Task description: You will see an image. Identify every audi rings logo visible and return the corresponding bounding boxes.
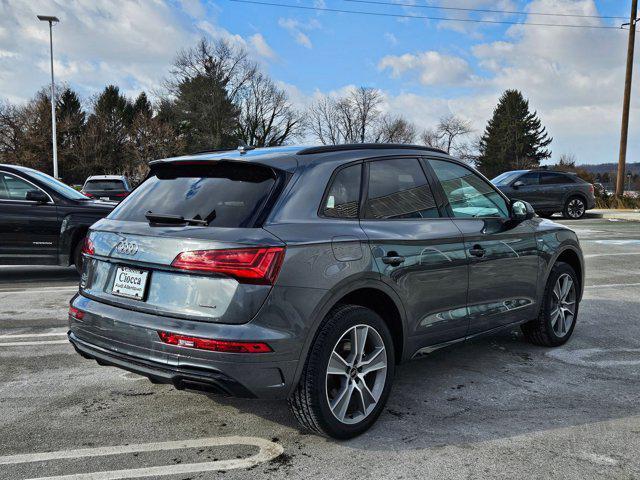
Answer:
[115,240,139,256]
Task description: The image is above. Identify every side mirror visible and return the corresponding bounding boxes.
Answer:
[511,200,535,222]
[25,190,49,203]
[512,180,525,189]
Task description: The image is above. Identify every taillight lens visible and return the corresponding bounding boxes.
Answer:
[83,192,93,198]
[114,192,129,197]
[69,305,84,320]
[589,184,595,194]
[171,247,285,285]
[81,237,95,255]
[157,331,272,353]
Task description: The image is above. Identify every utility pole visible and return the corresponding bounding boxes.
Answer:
[617,0,638,197]
[37,15,60,179]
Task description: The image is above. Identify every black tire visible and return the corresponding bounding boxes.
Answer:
[521,261,580,347]
[73,239,84,275]
[563,196,586,219]
[538,212,555,219]
[288,304,395,439]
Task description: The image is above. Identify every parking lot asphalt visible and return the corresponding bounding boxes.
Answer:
[1,217,639,479]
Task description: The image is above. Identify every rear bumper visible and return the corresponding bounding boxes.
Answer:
[69,332,255,397]
[68,293,304,399]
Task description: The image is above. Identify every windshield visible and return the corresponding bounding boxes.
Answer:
[109,162,279,228]
[26,168,88,200]
[85,180,125,191]
[491,171,523,186]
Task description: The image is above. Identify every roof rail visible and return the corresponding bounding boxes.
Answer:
[297,143,448,156]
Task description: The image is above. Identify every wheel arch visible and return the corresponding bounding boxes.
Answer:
[547,246,584,301]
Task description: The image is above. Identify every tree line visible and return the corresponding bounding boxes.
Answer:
[0,37,553,184]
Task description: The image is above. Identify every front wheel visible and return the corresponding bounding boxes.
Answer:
[289,305,395,439]
[563,196,586,219]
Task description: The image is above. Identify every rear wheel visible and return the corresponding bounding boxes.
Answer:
[289,305,395,439]
[521,261,579,347]
[73,239,84,275]
[563,196,586,219]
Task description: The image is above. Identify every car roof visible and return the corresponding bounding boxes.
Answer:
[150,144,452,173]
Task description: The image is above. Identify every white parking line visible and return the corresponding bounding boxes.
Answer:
[584,252,640,258]
[0,436,283,480]
[0,286,78,294]
[584,282,640,289]
[0,331,67,339]
[0,340,69,347]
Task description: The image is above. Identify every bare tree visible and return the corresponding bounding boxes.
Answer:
[420,114,474,158]
[376,115,417,143]
[236,73,303,146]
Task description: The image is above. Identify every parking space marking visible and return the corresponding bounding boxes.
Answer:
[0,331,67,339]
[0,340,69,347]
[584,252,640,258]
[0,286,78,294]
[0,436,283,480]
[584,282,640,289]
[546,348,640,368]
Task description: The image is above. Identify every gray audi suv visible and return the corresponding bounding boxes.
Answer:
[68,144,584,439]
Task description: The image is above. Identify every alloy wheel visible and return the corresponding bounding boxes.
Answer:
[325,324,387,425]
[567,198,585,219]
[551,273,576,337]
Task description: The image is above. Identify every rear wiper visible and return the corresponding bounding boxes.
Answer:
[145,211,211,226]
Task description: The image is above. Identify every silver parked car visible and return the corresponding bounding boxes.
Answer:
[69,144,584,438]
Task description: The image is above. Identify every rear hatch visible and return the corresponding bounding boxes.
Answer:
[83,179,129,201]
[80,160,287,325]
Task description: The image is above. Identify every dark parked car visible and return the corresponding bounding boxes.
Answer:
[0,164,115,273]
[492,169,595,219]
[68,145,584,439]
[81,175,131,202]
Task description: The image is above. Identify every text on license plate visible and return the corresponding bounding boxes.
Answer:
[112,266,149,300]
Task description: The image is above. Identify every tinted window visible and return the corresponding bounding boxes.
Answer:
[110,162,278,228]
[518,172,539,186]
[322,164,361,219]
[85,180,126,190]
[364,158,439,219]
[540,172,572,185]
[429,159,509,219]
[0,173,41,200]
[492,171,522,186]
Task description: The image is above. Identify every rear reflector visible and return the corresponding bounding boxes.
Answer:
[171,247,285,285]
[157,331,272,353]
[69,305,84,320]
[81,237,95,255]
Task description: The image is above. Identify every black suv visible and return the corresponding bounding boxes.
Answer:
[492,169,595,219]
[69,145,584,438]
[0,164,115,273]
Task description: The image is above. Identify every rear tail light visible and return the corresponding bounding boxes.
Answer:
[589,184,595,194]
[69,305,84,320]
[171,247,285,285]
[157,331,272,353]
[114,192,129,197]
[83,192,93,198]
[81,237,95,256]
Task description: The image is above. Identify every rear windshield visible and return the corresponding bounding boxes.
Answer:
[85,180,125,190]
[109,162,279,228]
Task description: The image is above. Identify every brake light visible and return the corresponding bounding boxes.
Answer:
[171,247,285,285]
[589,184,595,194]
[83,192,93,198]
[157,331,272,353]
[69,305,84,320]
[114,192,129,197]
[81,237,95,255]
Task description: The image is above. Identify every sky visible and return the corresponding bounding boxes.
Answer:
[0,0,636,165]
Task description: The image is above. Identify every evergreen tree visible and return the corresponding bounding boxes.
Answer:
[56,88,86,182]
[132,92,153,119]
[476,90,552,178]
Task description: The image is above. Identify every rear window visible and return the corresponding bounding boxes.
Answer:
[109,162,279,228]
[85,180,125,190]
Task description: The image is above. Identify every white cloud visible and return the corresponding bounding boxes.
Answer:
[278,18,321,49]
[378,51,472,86]
[249,33,276,59]
[384,32,398,45]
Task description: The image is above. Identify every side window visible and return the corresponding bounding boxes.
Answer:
[322,163,362,219]
[0,173,38,200]
[364,158,439,219]
[540,172,569,185]
[429,159,509,219]
[518,172,539,186]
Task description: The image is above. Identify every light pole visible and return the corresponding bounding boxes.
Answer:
[37,15,60,179]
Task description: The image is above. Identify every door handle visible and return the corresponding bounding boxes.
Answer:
[469,244,485,258]
[382,252,405,266]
